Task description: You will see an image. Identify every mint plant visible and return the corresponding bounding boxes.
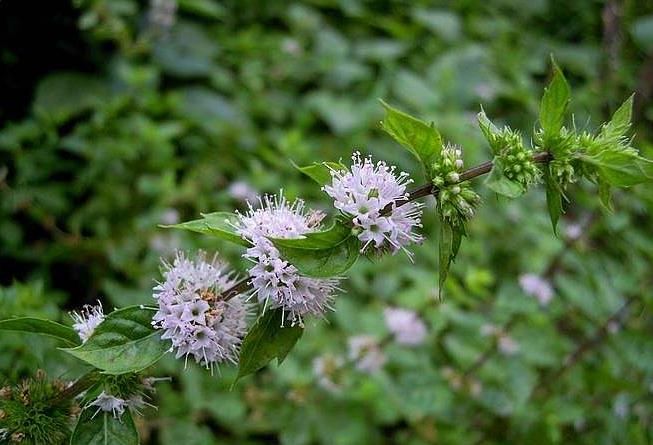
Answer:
[1,61,651,445]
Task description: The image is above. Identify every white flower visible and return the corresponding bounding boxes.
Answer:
[70,302,105,343]
[89,391,127,418]
[152,252,250,371]
[312,354,344,393]
[383,307,427,346]
[519,273,554,306]
[347,335,386,374]
[235,193,340,326]
[323,152,423,257]
[565,223,583,240]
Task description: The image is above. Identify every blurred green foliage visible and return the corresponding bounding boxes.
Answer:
[1,0,653,443]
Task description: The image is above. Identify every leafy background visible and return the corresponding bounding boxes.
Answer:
[1,0,653,443]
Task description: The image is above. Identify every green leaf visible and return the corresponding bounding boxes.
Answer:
[295,161,347,186]
[484,159,524,198]
[544,168,564,236]
[236,308,304,381]
[438,218,464,297]
[70,407,139,445]
[272,234,360,278]
[539,60,570,139]
[0,317,79,346]
[33,73,109,124]
[601,94,634,139]
[61,306,170,375]
[477,109,500,153]
[580,151,653,187]
[380,100,443,176]
[598,179,613,211]
[270,222,351,250]
[162,211,249,247]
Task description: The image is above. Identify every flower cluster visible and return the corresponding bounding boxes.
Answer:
[236,194,340,325]
[323,152,423,257]
[312,354,345,393]
[0,371,75,445]
[480,323,520,355]
[87,375,167,419]
[347,335,386,374]
[383,307,427,346]
[519,273,554,306]
[152,252,250,370]
[432,145,480,225]
[70,302,105,343]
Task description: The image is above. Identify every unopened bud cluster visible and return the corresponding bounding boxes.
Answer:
[536,128,577,186]
[494,129,541,187]
[431,145,480,224]
[0,370,76,445]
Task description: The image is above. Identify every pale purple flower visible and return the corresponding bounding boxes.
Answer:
[89,391,127,418]
[148,0,177,31]
[519,273,554,306]
[347,335,386,374]
[480,323,498,337]
[235,193,340,326]
[613,394,630,419]
[161,208,180,225]
[312,354,344,393]
[70,302,105,343]
[228,180,258,204]
[497,334,520,355]
[152,252,250,371]
[383,307,427,346]
[323,152,423,258]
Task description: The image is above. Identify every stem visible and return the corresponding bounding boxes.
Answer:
[220,277,251,301]
[49,371,100,405]
[542,297,636,388]
[381,151,552,215]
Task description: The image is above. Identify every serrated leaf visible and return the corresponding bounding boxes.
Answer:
[539,60,570,139]
[70,407,138,445]
[295,161,347,186]
[236,308,304,381]
[438,218,463,298]
[270,222,351,250]
[0,317,79,346]
[162,211,249,247]
[61,306,170,375]
[484,159,524,198]
[544,168,564,236]
[601,94,634,139]
[477,109,500,153]
[272,234,360,278]
[580,151,653,187]
[380,100,443,177]
[598,179,613,211]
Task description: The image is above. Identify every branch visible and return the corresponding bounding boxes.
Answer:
[220,277,251,301]
[382,151,552,215]
[48,371,100,405]
[220,152,553,299]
